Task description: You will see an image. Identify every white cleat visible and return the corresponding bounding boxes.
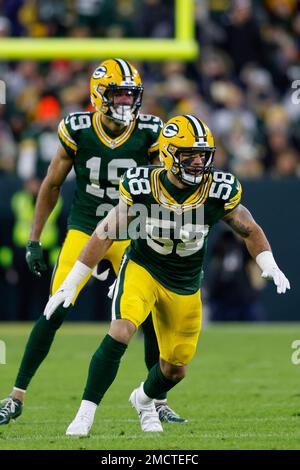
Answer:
[129,386,163,432]
[66,414,93,436]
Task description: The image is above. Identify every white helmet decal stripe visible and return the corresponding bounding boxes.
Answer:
[185,114,207,144]
[115,58,132,83]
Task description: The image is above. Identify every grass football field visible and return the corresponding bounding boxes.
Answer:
[0,322,300,450]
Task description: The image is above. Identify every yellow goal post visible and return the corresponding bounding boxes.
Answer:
[0,0,198,61]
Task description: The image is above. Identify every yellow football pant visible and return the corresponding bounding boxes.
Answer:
[51,229,129,303]
[111,254,202,366]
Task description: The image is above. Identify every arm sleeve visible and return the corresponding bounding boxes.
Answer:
[218,176,242,220]
[119,172,134,207]
[147,117,164,162]
[224,177,242,213]
[57,116,78,158]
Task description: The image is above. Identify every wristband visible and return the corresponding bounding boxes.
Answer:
[64,261,91,286]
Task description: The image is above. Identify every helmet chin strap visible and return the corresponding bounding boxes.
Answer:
[175,152,214,186]
[109,105,134,126]
[180,170,203,186]
[171,161,203,186]
[171,167,200,186]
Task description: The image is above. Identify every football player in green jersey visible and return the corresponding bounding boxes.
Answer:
[0,59,185,426]
[43,114,290,435]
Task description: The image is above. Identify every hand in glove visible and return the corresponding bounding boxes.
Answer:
[43,260,92,320]
[43,284,77,320]
[256,251,290,294]
[26,241,47,277]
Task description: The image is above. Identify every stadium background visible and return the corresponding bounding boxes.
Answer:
[0,0,299,323]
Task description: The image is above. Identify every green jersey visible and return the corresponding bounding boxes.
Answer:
[120,167,242,295]
[58,111,163,234]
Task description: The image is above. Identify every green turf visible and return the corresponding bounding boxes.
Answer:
[0,322,300,450]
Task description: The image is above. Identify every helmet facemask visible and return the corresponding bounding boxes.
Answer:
[172,147,215,186]
[101,84,143,126]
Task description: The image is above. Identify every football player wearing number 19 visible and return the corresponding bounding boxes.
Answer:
[0,59,185,425]
[43,115,290,435]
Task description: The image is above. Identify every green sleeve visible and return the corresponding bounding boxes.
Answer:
[57,114,78,158]
[220,175,242,218]
[208,172,243,223]
[119,171,134,206]
[147,116,163,162]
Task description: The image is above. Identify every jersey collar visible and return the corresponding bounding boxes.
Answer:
[151,169,212,213]
[92,112,136,149]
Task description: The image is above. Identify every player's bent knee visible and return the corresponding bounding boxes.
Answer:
[108,319,136,344]
[172,342,197,366]
[160,342,197,368]
[160,359,187,382]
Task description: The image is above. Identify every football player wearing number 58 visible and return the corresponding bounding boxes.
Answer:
[44,115,290,435]
[0,60,185,425]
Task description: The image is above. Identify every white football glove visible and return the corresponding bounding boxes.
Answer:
[256,251,290,294]
[261,267,290,294]
[44,284,77,320]
[43,260,92,320]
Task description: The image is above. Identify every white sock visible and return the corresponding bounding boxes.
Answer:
[76,400,97,419]
[137,383,152,406]
[154,399,167,405]
[13,387,26,394]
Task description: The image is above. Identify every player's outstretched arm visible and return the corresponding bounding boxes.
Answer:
[43,201,131,319]
[26,144,73,277]
[223,204,290,294]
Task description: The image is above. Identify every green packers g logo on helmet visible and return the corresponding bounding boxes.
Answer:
[92,66,107,79]
[162,123,179,138]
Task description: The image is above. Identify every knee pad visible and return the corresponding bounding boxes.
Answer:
[168,343,196,366]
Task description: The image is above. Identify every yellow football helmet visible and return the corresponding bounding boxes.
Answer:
[159,114,216,186]
[90,58,143,125]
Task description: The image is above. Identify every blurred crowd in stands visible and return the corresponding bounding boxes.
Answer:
[0,0,299,321]
[0,0,299,181]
